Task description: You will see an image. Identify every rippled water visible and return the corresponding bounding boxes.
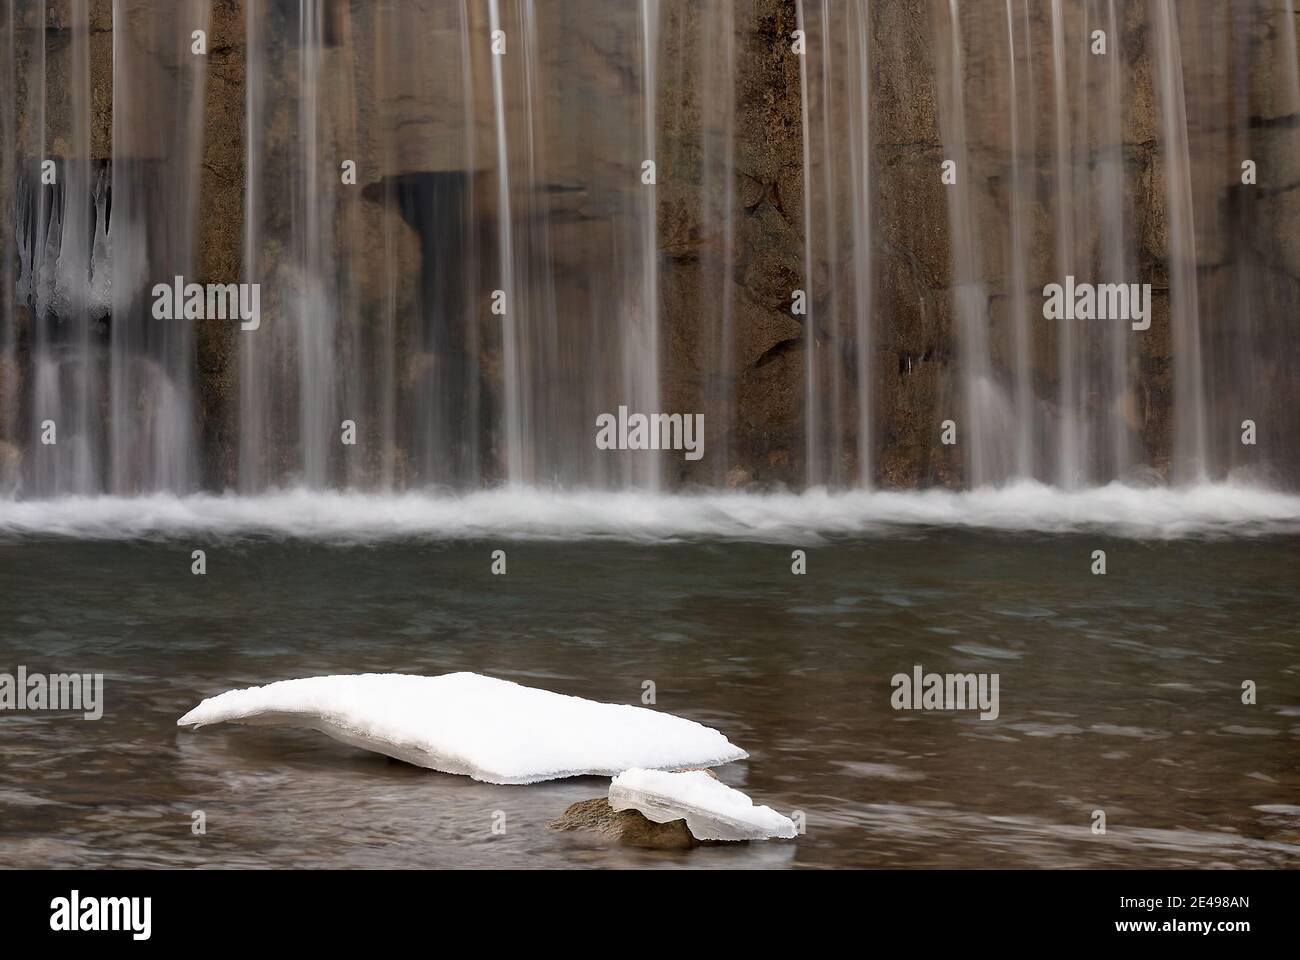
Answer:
[1,508,1298,868]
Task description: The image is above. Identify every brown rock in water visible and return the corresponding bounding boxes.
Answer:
[548,769,722,850]
[549,798,700,850]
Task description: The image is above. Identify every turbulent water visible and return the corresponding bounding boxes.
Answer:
[1,482,1299,542]
[1,530,1297,868]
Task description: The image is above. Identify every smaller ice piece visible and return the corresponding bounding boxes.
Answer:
[177,672,747,784]
[609,768,797,841]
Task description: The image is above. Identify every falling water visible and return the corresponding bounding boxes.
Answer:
[457,0,483,487]
[1152,0,1208,483]
[936,0,1004,487]
[107,0,207,493]
[332,3,364,491]
[236,0,671,491]
[797,0,876,488]
[846,0,872,487]
[24,0,48,494]
[63,0,93,494]
[1004,0,1033,479]
[795,0,818,486]
[1098,0,1132,478]
[24,0,51,493]
[815,0,842,488]
[239,0,264,493]
[0,1,1297,500]
[632,0,662,490]
[699,0,737,485]
[0,0,13,467]
[1074,0,1095,480]
[517,1,559,485]
[1050,0,1080,488]
[488,0,523,483]
[294,2,334,487]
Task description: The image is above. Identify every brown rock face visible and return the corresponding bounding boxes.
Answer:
[656,0,809,487]
[0,438,21,494]
[195,0,246,490]
[658,0,1300,488]
[5,0,1297,491]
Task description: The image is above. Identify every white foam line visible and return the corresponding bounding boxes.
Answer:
[0,481,1298,542]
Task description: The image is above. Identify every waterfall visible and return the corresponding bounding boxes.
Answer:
[0,0,13,470]
[239,0,265,493]
[488,0,523,483]
[1098,0,1132,479]
[1004,0,1033,479]
[24,0,50,493]
[0,0,1297,500]
[59,0,93,494]
[936,0,1006,487]
[518,0,558,485]
[632,0,662,490]
[797,0,875,488]
[108,0,207,493]
[699,0,737,486]
[1152,0,1208,484]
[294,1,335,487]
[457,0,483,488]
[847,0,872,488]
[816,0,843,488]
[1049,0,1081,488]
[795,0,818,486]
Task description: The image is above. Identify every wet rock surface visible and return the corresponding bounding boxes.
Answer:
[548,797,702,850]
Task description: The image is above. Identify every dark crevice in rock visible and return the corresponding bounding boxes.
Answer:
[754,336,800,369]
[1247,112,1300,130]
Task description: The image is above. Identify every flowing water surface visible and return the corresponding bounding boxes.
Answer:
[1,494,1297,869]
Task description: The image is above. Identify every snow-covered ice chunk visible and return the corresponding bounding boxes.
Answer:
[177,672,747,784]
[608,768,797,841]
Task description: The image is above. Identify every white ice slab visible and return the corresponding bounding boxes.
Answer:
[177,672,747,784]
[608,768,797,841]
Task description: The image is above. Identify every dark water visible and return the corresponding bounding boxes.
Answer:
[1,531,1298,868]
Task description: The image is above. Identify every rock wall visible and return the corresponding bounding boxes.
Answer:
[657,0,1300,488]
[195,0,245,488]
[4,0,1299,491]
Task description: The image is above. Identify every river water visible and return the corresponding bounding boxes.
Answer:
[1,487,1297,868]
